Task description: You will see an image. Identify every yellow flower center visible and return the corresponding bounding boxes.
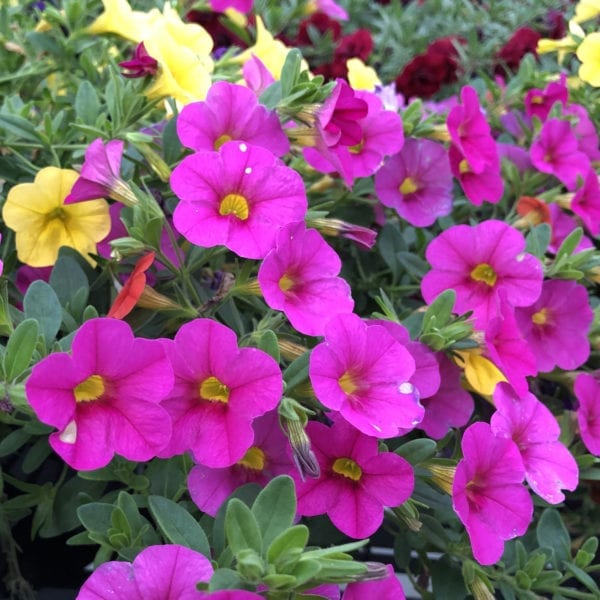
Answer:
[278,274,295,292]
[46,207,68,222]
[470,263,498,286]
[532,308,549,326]
[530,94,544,104]
[332,457,362,481]
[214,133,232,150]
[237,446,266,471]
[348,139,364,154]
[74,374,106,403]
[199,376,230,403]
[399,176,419,195]
[219,193,249,220]
[338,371,358,395]
[458,159,471,174]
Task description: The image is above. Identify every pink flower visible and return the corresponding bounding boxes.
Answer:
[491,382,578,504]
[242,55,275,96]
[452,422,533,565]
[309,313,423,437]
[421,220,543,328]
[25,318,173,471]
[514,279,593,373]
[257,221,354,336]
[188,411,293,516]
[565,103,600,162]
[571,169,600,236]
[158,319,282,467]
[447,86,498,173]
[530,119,591,191]
[210,0,253,12]
[77,544,213,599]
[317,0,348,20]
[548,203,594,254]
[342,565,406,600]
[374,138,453,227]
[574,373,600,456]
[177,81,289,156]
[294,417,414,538]
[119,42,159,78]
[65,138,137,207]
[171,141,307,259]
[524,74,568,121]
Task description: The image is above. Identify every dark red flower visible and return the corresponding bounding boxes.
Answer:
[321,29,374,80]
[119,42,158,78]
[296,12,342,45]
[495,27,541,74]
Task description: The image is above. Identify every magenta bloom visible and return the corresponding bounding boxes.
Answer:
[343,565,406,600]
[374,138,453,227]
[565,103,600,162]
[119,42,158,78]
[171,141,307,259]
[177,81,289,156]
[574,373,600,456]
[65,138,137,207]
[571,169,600,236]
[26,318,173,471]
[421,220,543,328]
[158,319,282,467]
[452,422,533,565]
[294,417,414,538]
[210,0,253,11]
[514,279,593,373]
[242,56,275,96]
[548,203,594,254]
[309,313,423,437]
[418,355,474,440]
[188,411,293,516]
[449,144,504,206]
[491,383,578,504]
[258,221,354,336]
[530,119,591,190]
[447,86,498,173]
[77,544,212,599]
[524,75,568,121]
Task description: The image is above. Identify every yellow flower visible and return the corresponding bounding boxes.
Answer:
[574,0,600,23]
[347,58,381,91]
[454,349,506,397]
[3,167,110,267]
[86,0,151,42]
[577,32,600,86]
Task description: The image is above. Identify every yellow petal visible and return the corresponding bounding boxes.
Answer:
[454,350,506,397]
[86,0,150,42]
[347,58,381,91]
[574,0,600,23]
[577,33,600,86]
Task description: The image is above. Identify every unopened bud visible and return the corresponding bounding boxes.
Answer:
[424,461,456,495]
[136,286,180,311]
[284,417,320,480]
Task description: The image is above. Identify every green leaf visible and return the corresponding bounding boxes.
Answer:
[378,222,406,279]
[77,502,114,534]
[208,568,243,591]
[3,318,39,381]
[257,329,280,362]
[148,495,210,557]
[422,289,456,333]
[525,223,551,259]
[267,524,309,564]
[283,351,311,390]
[225,498,262,555]
[0,429,31,457]
[565,562,600,593]
[0,113,43,143]
[50,255,89,307]
[285,558,321,585]
[395,438,437,465]
[261,573,297,589]
[22,437,51,474]
[23,280,62,345]
[252,475,296,550]
[74,81,101,126]
[280,48,302,97]
[555,227,583,261]
[536,508,570,568]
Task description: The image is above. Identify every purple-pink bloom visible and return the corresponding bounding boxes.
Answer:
[548,203,594,254]
[294,417,415,538]
[574,373,600,456]
[65,138,137,207]
[177,81,289,156]
[188,411,293,516]
[309,313,423,437]
[77,544,212,600]
[514,279,593,373]
[119,42,158,78]
[571,169,600,236]
[316,0,348,20]
[491,382,578,504]
[171,141,307,259]
[452,422,533,565]
[374,138,453,227]
[343,565,405,600]
[565,103,600,162]
[25,318,173,471]
[421,220,543,328]
[530,118,591,191]
[447,85,498,173]
[524,74,568,121]
[242,55,275,96]
[158,319,282,467]
[210,0,253,12]
[258,221,354,336]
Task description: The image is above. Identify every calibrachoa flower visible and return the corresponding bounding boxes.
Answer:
[107,252,156,319]
[514,279,593,373]
[375,138,453,227]
[574,373,600,456]
[210,0,253,13]
[25,318,173,470]
[3,167,110,267]
[77,544,213,599]
[452,422,533,565]
[309,313,423,437]
[524,74,568,121]
[343,564,406,599]
[530,118,590,191]
[257,221,354,336]
[65,138,138,207]
[119,42,159,78]
[188,411,293,516]
[576,32,600,86]
[294,417,414,538]
[495,27,541,74]
[571,169,600,236]
[177,81,290,156]
[171,141,307,259]
[421,220,543,328]
[158,319,282,467]
[548,203,594,254]
[491,383,578,504]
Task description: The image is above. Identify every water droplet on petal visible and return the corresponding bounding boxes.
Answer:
[239,143,248,152]
[371,423,382,432]
[59,420,77,444]
[244,167,252,174]
[399,382,414,394]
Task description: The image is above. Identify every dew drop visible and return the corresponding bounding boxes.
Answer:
[239,143,248,152]
[244,167,252,174]
[371,423,382,432]
[398,382,414,395]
